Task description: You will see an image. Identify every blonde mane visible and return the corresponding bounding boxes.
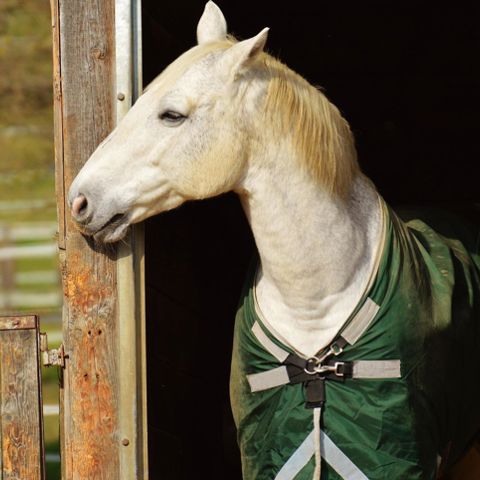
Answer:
[147,39,359,197]
[260,54,359,197]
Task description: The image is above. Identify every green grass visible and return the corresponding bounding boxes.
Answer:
[45,443,61,480]
[16,284,59,294]
[43,340,61,479]
[15,255,57,272]
[42,339,61,480]
[0,0,55,210]
[0,0,52,126]
[0,208,57,223]
[0,135,53,172]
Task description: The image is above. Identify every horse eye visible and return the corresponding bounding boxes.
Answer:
[159,110,187,125]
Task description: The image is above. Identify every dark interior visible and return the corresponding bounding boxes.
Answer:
[142,2,479,478]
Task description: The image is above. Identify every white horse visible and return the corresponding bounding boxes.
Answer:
[69,3,480,479]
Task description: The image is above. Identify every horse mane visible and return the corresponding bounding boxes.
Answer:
[147,38,359,197]
[260,55,359,197]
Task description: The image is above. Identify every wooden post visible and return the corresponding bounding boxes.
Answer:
[51,1,121,478]
[50,0,147,478]
[0,315,45,480]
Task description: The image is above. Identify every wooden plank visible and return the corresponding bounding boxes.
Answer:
[0,315,37,331]
[51,0,121,478]
[0,316,45,479]
[50,0,65,250]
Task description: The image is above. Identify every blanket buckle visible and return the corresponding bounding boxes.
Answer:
[304,358,346,377]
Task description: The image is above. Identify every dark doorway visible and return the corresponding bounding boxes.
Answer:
[142,2,479,478]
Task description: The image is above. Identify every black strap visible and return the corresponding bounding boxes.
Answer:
[305,379,326,409]
[282,337,352,409]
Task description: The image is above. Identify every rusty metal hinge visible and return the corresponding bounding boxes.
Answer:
[40,332,66,368]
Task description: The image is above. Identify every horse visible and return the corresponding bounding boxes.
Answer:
[68,2,480,479]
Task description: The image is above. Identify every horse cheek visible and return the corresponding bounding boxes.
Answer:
[180,139,245,199]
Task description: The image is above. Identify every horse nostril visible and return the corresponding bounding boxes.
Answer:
[71,194,89,221]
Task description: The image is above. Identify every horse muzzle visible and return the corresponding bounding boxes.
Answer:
[68,189,130,243]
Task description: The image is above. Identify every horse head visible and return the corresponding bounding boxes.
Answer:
[68,2,269,242]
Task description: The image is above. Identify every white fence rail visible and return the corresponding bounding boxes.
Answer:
[0,243,57,260]
[0,200,56,212]
[0,220,60,310]
[15,271,58,284]
[0,224,57,241]
[0,292,62,309]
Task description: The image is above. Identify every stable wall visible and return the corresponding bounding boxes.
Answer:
[142,2,479,479]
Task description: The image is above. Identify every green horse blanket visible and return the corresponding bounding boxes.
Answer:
[230,202,480,479]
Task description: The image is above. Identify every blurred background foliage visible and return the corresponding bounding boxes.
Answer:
[0,0,55,205]
[0,1,60,478]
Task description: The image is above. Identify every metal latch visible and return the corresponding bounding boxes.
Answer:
[40,332,66,368]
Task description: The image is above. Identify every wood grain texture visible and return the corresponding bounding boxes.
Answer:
[0,319,45,479]
[52,0,121,478]
[0,315,37,331]
[50,0,65,250]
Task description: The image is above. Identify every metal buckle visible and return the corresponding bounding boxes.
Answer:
[332,362,345,377]
[303,339,346,376]
[317,362,345,376]
[304,358,345,377]
[330,343,344,356]
[315,342,344,365]
[304,356,322,375]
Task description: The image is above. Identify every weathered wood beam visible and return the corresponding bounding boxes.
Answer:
[0,315,45,480]
[51,0,121,478]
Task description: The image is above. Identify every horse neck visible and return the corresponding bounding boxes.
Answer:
[237,146,383,357]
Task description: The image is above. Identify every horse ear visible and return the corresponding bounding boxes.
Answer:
[222,28,269,77]
[197,2,227,44]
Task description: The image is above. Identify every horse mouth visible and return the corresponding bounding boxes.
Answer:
[92,213,129,243]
